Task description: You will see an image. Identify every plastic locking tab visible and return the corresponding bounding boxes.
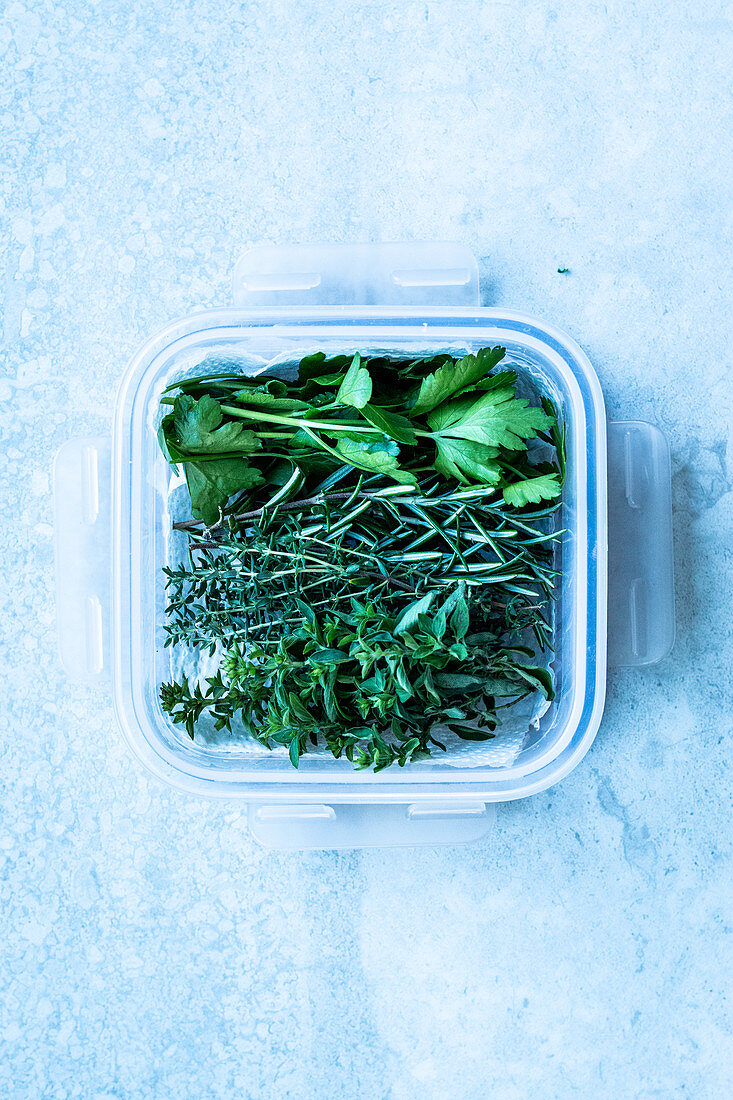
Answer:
[232,241,480,308]
[248,800,496,850]
[607,420,675,666]
[54,436,112,680]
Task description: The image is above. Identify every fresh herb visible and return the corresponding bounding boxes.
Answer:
[158,347,565,769]
[158,348,555,522]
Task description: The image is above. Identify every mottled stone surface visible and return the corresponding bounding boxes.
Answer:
[1,1,731,1097]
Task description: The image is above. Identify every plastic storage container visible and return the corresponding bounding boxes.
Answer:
[55,243,674,848]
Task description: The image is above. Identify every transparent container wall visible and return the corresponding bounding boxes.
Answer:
[116,319,593,792]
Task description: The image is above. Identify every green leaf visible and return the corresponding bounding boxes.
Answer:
[236,376,289,395]
[447,724,496,741]
[288,692,312,722]
[410,347,506,415]
[335,437,417,486]
[163,371,248,395]
[428,386,553,451]
[336,353,372,409]
[172,394,261,454]
[542,396,566,484]
[306,371,353,387]
[296,351,353,382]
[396,663,413,697]
[502,472,562,508]
[405,353,454,374]
[468,370,518,395]
[394,593,436,634]
[450,598,470,640]
[259,466,304,510]
[432,611,447,640]
[308,648,351,664]
[437,585,466,619]
[348,727,376,742]
[288,738,301,768]
[433,672,485,690]
[331,429,398,448]
[271,730,294,745]
[323,675,338,721]
[157,414,181,470]
[185,460,264,525]
[233,389,309,412]
[433,437,501,484]
[477,675,524,696]
[513,664,555,700]
[361,403,417,445]
[295,598,317,628]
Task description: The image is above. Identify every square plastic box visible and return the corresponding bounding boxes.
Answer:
[55,243,674,848]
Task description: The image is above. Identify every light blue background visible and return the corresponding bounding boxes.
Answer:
[2,2,732,1097]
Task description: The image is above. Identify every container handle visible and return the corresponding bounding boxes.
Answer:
[54,436,112,681]
[232,241,480,308]
[248,800,496,850]
[607,421,675,666]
